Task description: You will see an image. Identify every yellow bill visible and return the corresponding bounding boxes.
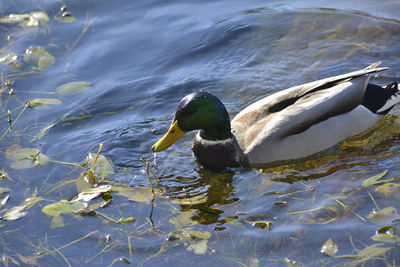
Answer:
[152,120,186,152]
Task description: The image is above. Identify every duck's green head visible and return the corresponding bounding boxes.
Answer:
[152,91,232,152]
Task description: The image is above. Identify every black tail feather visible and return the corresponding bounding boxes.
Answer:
[363,82,399,114]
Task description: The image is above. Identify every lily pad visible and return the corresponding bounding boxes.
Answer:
[6,146,39,161]
[56,81,92,95]
[27,98,62,109]
[169,210,198,229]
[371,233,400,243]
[114,186,165,204]
[320,238,338,257]
[0,53,18,65]
[24,46,55,70]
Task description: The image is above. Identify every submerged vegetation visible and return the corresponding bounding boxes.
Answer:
[1,1,400,267]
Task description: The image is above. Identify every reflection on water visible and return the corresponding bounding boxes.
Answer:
[1,0,400,266]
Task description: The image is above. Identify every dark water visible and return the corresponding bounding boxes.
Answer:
[1,0,400,266]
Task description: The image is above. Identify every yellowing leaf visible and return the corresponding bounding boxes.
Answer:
[56,81,92,95]
[320,238,338,257]
[28,98,61,108]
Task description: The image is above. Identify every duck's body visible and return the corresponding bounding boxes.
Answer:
[152,63,400,170]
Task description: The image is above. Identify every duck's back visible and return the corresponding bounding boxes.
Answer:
[231,65,387,166]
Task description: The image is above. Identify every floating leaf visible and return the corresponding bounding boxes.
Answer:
[86,152,114,179]
[0,170,10,180]
[186,239,208,255]
[368,207,399,224]
[0,12,49,28]
[0,13,29,24]
[169,210,197,229]
[375,183,400,197]
[182,230,211,240]
[42,201,86,216]
[362,170,390,187]
[321,238,338,257]
[2,196,43,221]
[76,170,97,193]
[357,243,391,258]
[371,233,400,243]
[246,220,272,230]
[21,11,49,28]
[6,146,39,161]
[56,81,92,95]
[9,154,49,169]
[50,215,65,228]
[72,185,112,202]
[114,186,165,204]
[283,257,303,267]
[173,195,208,205]
[55,12,77,23]
[0,187,10,195]
[0,53,18,65]
[27,98,61,108]
[24,46,55,70]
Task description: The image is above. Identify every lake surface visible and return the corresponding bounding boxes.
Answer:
[1,0,400,266]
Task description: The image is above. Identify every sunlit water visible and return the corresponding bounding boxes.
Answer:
[1,0,400,266]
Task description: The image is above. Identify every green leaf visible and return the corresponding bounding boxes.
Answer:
[357,243,391,258]
[6,146,39,161]
[42,201,86,216]
[362,170,389,187]
[320,238,338,257]
[371,234,400,243]
[86,152,114,179]
[76,170,97,193]
[27,98,62,108]
[114,186,165,204]
[56,81,92,95]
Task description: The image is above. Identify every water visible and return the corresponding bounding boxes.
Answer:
[1,0,400,266]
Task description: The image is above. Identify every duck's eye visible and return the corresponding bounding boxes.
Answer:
[170,129,175,134]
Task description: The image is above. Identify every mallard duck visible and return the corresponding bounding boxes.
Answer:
[152,62,399,170]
